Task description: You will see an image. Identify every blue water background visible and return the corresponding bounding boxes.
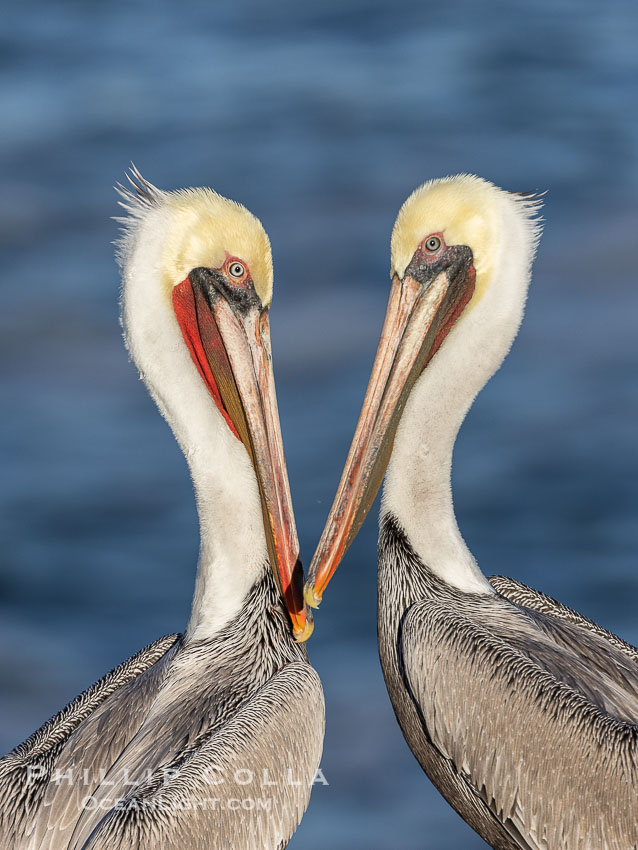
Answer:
[1,1,637,847]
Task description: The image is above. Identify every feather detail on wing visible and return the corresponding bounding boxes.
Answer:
[0,634,178,850]
[401,600,638,850]
[490,575,638,665]
[72,663,324,850]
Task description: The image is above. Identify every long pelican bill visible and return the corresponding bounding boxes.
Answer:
[173,272,312,641]
[305,242,476,608]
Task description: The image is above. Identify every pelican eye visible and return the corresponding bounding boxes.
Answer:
[424,236,441,253]
[228,261,246,278]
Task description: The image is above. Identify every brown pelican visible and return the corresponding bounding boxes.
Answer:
[0,169,324,850]
[305,174,638,849]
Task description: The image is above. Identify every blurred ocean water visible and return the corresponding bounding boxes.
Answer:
[1,1,637,847]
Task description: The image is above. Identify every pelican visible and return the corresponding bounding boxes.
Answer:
[0,169,324,850]
[305,174,638,849]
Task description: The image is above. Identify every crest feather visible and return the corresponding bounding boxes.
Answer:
[114,163,164,217]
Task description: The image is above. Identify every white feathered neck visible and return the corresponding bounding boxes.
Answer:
[383,176,543,594]
[116,171,274,638]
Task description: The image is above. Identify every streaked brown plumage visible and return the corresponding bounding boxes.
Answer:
[0,576,323,850]
[379,516,638,850]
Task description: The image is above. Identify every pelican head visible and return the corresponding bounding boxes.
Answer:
[306,174,542,606]
[116,168,310,641]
